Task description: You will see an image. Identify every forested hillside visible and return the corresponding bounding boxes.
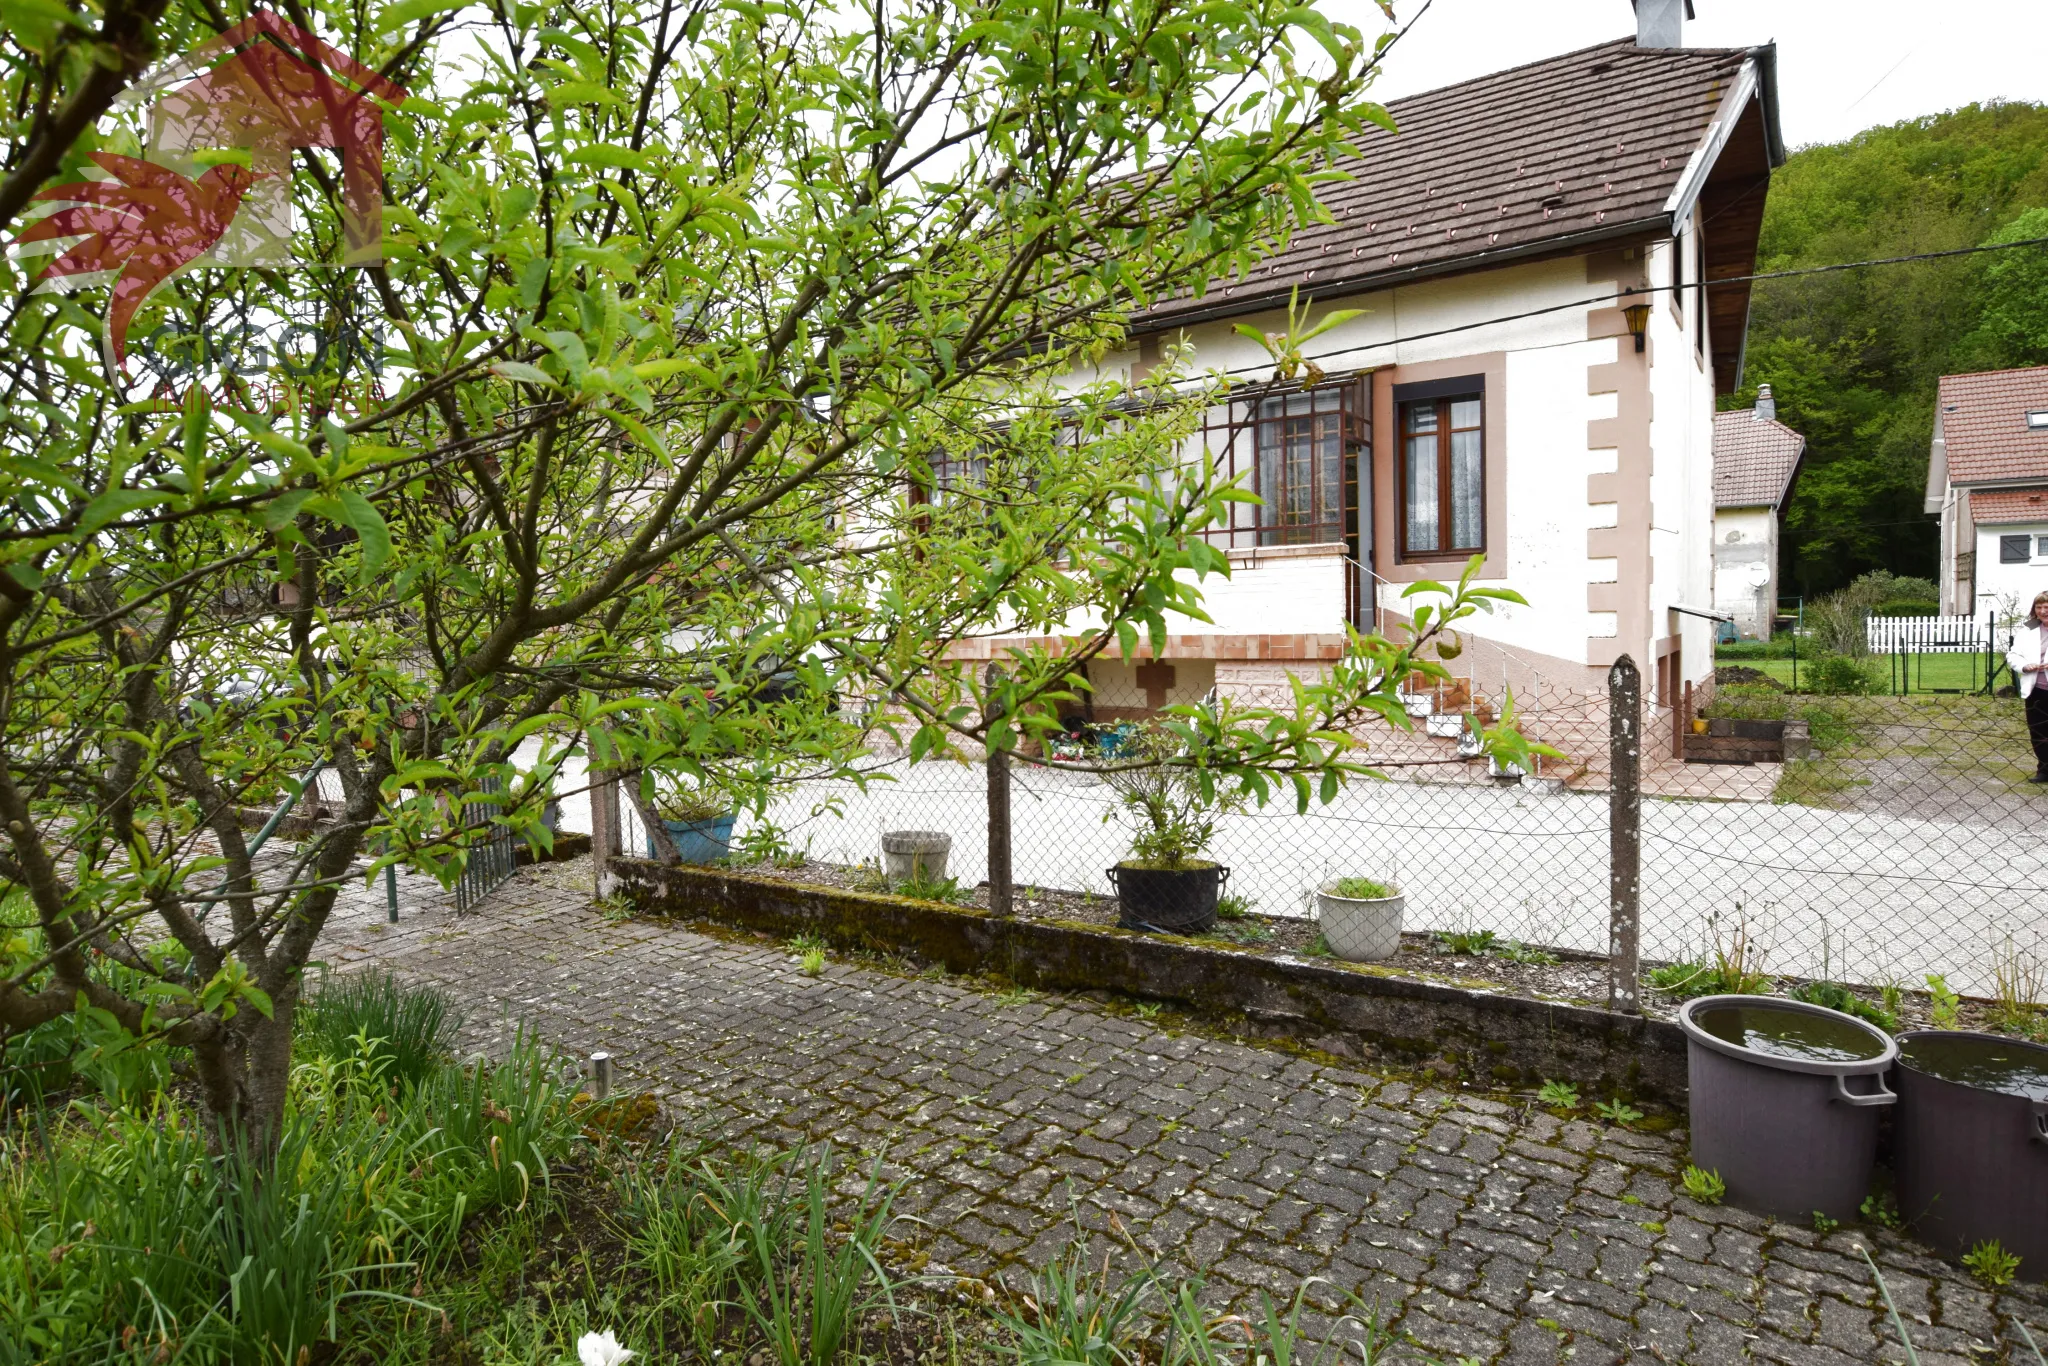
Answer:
[1728,103,2048,598]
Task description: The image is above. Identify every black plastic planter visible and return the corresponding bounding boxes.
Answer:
[1107,862,1227,935]
[1678,996,1897,1221]
[1894,1030,2048,1279]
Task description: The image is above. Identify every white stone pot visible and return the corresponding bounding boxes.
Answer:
[881,829,952,884]
[1316,881,1405,961]
[1425,710,1463,738]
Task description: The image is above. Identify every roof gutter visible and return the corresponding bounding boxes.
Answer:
[1133,216,1664,336]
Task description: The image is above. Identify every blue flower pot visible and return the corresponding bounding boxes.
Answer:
[649,813,735,863]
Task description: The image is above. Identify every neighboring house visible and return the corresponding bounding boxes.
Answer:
[1711,384,1805,638]
[1925,365,2048,617]
[949,0,1786,761]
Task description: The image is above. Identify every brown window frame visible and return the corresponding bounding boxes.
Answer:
[1396,386,1486,560]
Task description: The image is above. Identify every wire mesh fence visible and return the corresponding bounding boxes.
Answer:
[600,655,2048,1005]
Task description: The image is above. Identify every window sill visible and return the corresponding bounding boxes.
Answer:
[1224,541,1349,566]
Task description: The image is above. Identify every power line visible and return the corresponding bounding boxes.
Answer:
[1220,233,2048,378]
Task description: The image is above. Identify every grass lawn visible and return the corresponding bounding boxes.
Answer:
[1719,652,1996,694]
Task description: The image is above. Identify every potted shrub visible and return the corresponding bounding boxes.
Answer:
[1102,734,1240,935]
[1316,877,1404,961]
[648,782,737,863]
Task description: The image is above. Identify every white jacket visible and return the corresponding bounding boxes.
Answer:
[2007,622,2048,699]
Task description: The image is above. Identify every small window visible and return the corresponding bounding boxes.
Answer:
[2001,534,2031,563]
[2037,535,2048,558]
[1400,393,1484,557]
[2027,410,2048,430]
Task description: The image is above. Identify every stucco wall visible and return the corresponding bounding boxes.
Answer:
[1974,522,2048,618]
[1713,504,1777,638]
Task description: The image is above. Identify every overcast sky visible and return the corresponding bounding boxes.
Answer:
[1330,0,2048,150]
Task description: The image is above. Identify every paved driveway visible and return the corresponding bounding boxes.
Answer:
[323,859,2047,1365]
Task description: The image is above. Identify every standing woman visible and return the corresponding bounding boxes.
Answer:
[2005,591,2048,783]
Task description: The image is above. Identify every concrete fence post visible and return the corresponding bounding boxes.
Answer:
[590,765,623,898]
[1608,655,1642,1015]
[985,663,1014,917]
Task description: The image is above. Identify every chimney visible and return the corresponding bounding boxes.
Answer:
[1754,383,1775,422]
[1632,0,1692,48]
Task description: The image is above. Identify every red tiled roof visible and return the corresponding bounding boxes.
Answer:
[1938,367,2048,485]
[1713,408,1804,507]
[1970,488,2048,526]
[1141,38,1765,329]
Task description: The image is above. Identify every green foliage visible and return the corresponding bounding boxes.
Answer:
[1964,1239,2023,1288]
[993,1237,1157,1366]
[798,949,826,978]
[1789,979,1900,1032]
[1740,104,2048,594]
[1497,940,1559,967]
[1536,1080,1580,1110]
[1329,877,1395,900]
[1682,1166,1726,1205]
[1812,1210,1840,1235]
[1594,1099,1644,1127]
[736,1146,903,1366]
[1436,929,1497,956]
[0,1031,581,1364]
[1928,974,1964,1029]
[893,872,972,906]
[1213,893,1256,921]
[1801,652,1883,696]
[1862,1192,1904,1230]
[297,970,461,1089]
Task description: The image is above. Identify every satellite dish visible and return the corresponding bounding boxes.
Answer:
[1744,562,1771,587]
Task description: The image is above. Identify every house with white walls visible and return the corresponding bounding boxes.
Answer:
[1712,385,1805,639]
[1925,365,2048,619]
[948,0,1786,766]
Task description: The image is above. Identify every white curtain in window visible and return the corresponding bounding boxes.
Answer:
[1404,406,1438,554]
[1449,397,1482,549]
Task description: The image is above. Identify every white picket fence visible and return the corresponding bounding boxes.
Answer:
[1864,613,1993,654]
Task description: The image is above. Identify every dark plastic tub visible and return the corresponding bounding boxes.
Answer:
[1894,1030,2048,1278]
[1107,862,1227,935]
[1678,996,1898,1221]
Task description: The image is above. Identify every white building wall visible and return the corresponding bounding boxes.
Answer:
[1645,225,1719,686]
[1713,505,1778,638]
[1974,522,2048,618]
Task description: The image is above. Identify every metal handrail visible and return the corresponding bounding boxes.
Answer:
[192,762,323,922]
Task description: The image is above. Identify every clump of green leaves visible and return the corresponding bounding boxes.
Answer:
[1498,940,1559,966]
[1436,929,1497,956]
[1861,1192,1903,1230]
[1790,979,1899,1032]
[1328,877,1395,900]
[798,949,826,977]
[1927,974,1963,1029]
[1536,1080,1579,1110]
[1595,1099,1644,1127]
[1964,1240,2022,1288]
[1214,893,1257,921]
[1682,1166,1726,1205]
[893,872,971,905]
[1103,728,1244,868]
[1812,1210,1840,1235]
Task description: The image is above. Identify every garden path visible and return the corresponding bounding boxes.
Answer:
[320,856,2048,1366]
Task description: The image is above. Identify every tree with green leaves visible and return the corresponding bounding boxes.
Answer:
[0,0,1535,1153]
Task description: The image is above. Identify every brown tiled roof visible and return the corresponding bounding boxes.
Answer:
[1970,488,2048,526]
[1142,37,1767,330]
[1713,408,1804,507]
[1939,367,2048,485]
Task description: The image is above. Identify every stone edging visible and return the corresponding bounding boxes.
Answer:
[610,858,1689,1104]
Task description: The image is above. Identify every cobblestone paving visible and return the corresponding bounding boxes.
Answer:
[324,858,2048,1364]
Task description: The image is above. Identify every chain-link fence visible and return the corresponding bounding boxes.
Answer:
[599,655,2048,1004]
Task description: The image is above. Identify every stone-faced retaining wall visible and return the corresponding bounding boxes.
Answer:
[611,858,1690,1105]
